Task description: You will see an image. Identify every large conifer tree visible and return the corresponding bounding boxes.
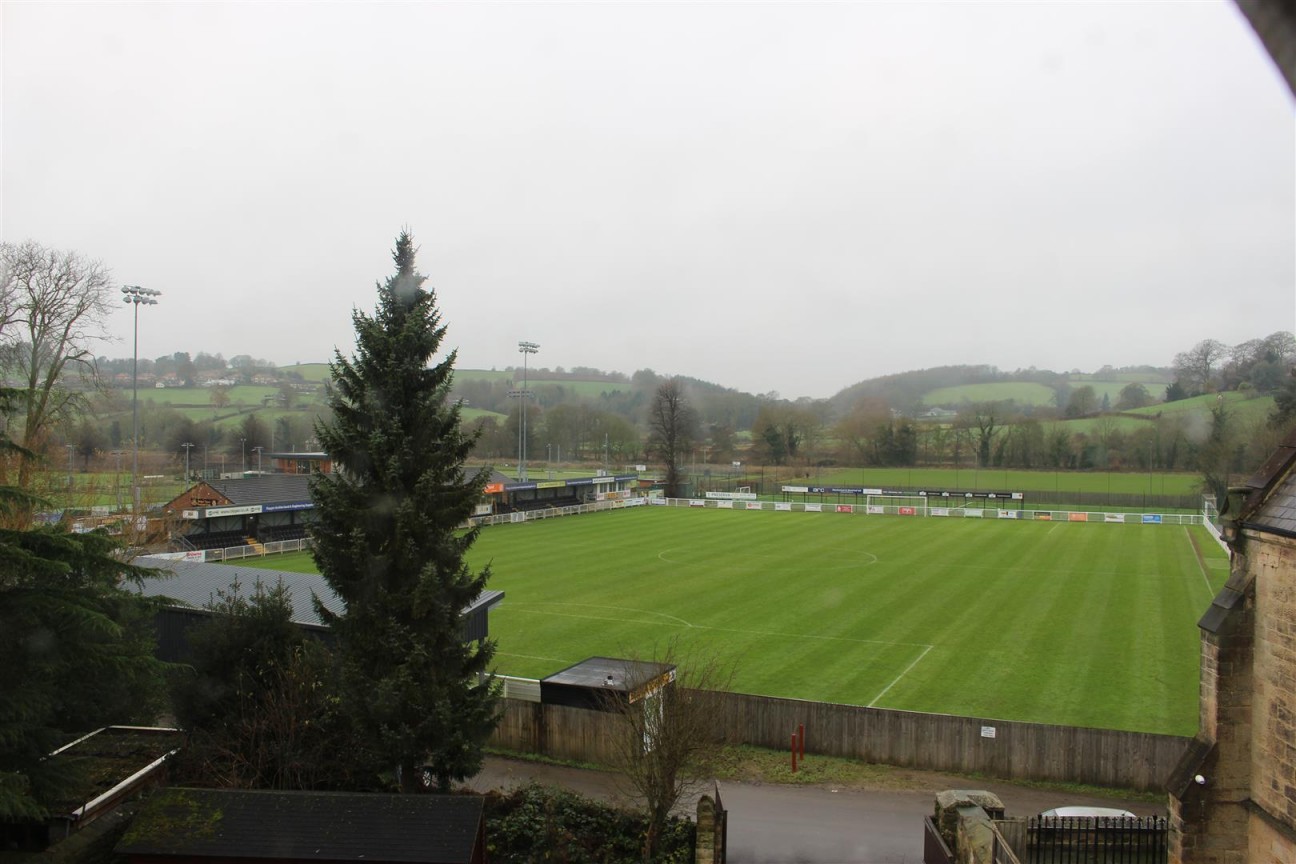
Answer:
[310,232,498,793]
[0,388,168,819]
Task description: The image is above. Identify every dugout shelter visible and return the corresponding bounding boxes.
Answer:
[481,471,640,514]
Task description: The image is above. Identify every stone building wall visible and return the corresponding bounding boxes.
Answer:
[1201,636,1219,741]
[1248,530,1296,861]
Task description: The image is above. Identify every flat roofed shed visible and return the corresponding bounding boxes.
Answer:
[540,656,676,711]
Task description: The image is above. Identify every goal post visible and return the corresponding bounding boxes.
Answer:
[864,494,930,516]
[1202,495,1221,530]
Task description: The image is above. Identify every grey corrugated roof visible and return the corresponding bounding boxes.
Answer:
[134,558,503,628]
[135,559,341,625]
[205,474,314,506]
[117,788,483,864]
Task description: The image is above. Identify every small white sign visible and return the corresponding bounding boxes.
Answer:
[981,726,996,739]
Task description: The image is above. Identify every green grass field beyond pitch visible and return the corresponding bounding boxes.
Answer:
[242,508,1228,736]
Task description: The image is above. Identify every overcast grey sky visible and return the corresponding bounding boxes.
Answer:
[3,1,1292,400]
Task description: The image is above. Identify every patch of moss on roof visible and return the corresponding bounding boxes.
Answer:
[120,789,223,848]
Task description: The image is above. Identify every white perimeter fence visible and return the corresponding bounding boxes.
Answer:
[179,492,1231,563]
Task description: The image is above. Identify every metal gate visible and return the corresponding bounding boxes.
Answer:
[1026,816,1167,864]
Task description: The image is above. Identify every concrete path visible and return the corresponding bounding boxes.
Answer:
[467,755,1164,863]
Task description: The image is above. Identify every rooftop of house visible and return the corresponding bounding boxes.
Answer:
[117,788,484,864]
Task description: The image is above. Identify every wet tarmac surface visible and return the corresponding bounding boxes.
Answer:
[467,755,1164,863]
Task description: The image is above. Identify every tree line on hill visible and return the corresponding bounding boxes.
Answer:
[3,238,1294,496]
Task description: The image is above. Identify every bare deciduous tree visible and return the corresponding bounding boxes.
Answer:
[0,241,114,493]
[955,401,1008,468]
[1173,338,1229,396]
[603,643,735,861]
[645,377,697,498]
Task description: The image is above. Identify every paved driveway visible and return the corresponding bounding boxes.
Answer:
[468,756,1163,864]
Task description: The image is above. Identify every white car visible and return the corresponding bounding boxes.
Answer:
[1040,806,1137,818]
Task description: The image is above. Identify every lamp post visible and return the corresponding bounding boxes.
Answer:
[516,341,539,482]
[240,437,247,474]
[111,449,124,511]
[181,442,194,483]
[121,286,160,512]
[253,445,263,475]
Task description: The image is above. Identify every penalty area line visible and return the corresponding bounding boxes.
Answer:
[868,644,933,708]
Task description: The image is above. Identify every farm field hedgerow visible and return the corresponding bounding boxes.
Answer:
[243,507,1227,736]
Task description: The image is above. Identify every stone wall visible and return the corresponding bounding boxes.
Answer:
[1201,637,1219,741]
[1250,532,1296,843]
[1177,573,1254,864]
[1173,525,1296,863]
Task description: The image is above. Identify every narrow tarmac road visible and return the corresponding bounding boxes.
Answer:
[467,756,1164,864]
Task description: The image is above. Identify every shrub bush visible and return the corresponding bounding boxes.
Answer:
[483,783,695,863]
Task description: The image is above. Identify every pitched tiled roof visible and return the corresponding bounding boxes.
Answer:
[117,788,483,864]
[1236,427,1296,537]
[1252,472,1296,536]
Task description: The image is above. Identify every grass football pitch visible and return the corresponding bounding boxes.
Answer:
[242,507,1228,736]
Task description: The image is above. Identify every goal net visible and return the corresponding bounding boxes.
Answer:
[1202,495,1221,530]
[864,494,930,516]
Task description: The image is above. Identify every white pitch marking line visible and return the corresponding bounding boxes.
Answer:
[511,602,696,628]
[659,547,879,568]
[504,604,931,648]
[1185,527,1216,598]
[868,644,934,708]
[496,651,571,664]
[698,623,931,649]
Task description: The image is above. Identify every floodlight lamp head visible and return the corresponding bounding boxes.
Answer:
[121,285,161,305]
[518,340,539,353]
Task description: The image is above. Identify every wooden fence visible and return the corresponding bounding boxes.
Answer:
[490,690,1191,792]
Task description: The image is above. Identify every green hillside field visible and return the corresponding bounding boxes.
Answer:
[239,506,1226,735]
[922,382,1056,406]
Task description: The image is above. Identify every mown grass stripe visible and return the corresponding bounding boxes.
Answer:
[238,507,1226,735]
